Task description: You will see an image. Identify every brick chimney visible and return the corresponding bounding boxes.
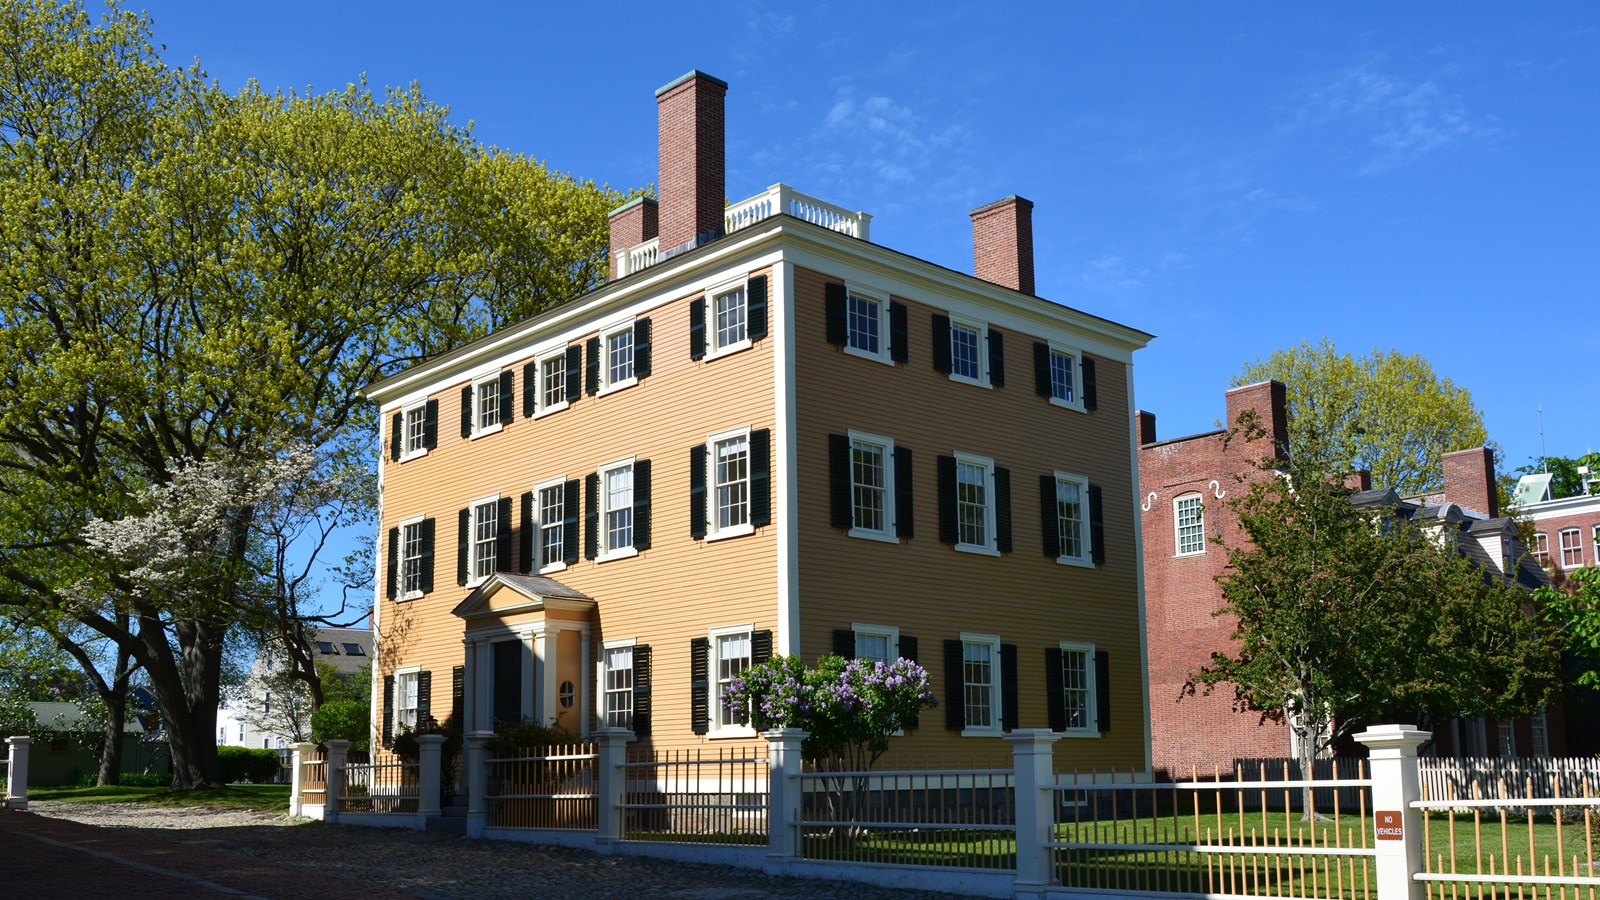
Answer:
[1136,410,1157,446]
[1442,447,1498,518]
[1223,380,1289,462]
[656,70,727,258]
[970,196,1035,295]
[607,197,658,279]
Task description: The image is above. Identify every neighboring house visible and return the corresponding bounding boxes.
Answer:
[364,71,1155,766]
[4,701,167,787]
[1137,381,1565,777]
[218,626,372,750]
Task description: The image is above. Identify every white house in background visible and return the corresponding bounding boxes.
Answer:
[218,626,373,750]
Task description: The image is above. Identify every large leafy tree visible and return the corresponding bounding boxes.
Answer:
[1536,567,1600,689]
[0,0,625,787]
[1235,338,1489,496]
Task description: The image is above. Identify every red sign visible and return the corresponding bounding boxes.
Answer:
[1375,810,1403,841]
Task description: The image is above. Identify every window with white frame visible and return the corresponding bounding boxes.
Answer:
[1497,720,1516,757]
[601,460,634,557]
[1532,532,1550,567]
[1594,526,1600,568]
[1060,642,1095,733]
[962,633,1001,734]
[1175,494,1205,556]
[956,454,994,551]
[853,624,898,663]
[1530,707,1549,756]
[402,403,427,457]
[399,517,425,599]
[601,324,635,392]
[536,480,566,571]
[712,431,750,536]
[1055,473,1090,564]
[850,433,894,538]
[710,284,749,356]
[949,320,985,383]
[474,374,501,434]
[603,644,634,730]
[846,290,888,361]
[713,627,752,731]
[396,669,419,731]
[472,498,498,582]
[1048,345,1079,407]
[538,350,568,416]
[1560,528,1583,567]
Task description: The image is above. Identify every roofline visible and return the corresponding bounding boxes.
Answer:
[1140,428,1225,451]
[1512,492,1600,520]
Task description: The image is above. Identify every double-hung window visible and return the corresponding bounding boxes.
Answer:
[853,624,899,663]
[955,453,996,553]
[849,433,895,539]
[1175,495,1205,556]
[396,669,419,732]
[401,403,427,458]
[600,323,636,394]
[1532,533,1550,567]
[600,460,635,558]
[845,288,892,364]
[472,497,499,582]
[710,284,749,357]
[399,517,425,599]
[538,350,568,417]
[603,643,634,731]
[1058,642,1096,733]
[474,374,502,436]
[712,626,752,732]
[1054,472,1091,565]
[949,320,985,384]
[961,633,1001,735]
[711,429,751,538]
[535,478,566,572]
[1560,528,1584,567]
[1048,345,1081,409]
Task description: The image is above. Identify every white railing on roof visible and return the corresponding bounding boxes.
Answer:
[617,237,659,278]
[725,183,871,240]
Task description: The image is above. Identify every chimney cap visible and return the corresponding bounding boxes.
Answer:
[969,195,1034,217]
[655,70,728,97]
[608,195,658,218]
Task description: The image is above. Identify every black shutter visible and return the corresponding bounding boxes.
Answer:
[460,386,474,438]
[1033,342,1052,397]
[889,301,909,363]
[901,635,920,728]
[995,466,1013,553]
[937,455,958,544]
[495,497,512,572]
[932,314,952,373]
[419,518,435,594]
[451,666,464,726]
[833,629,855,658]
[690,444,708,539]
[690,638,710,735]
[750,429,771,527]
[690,296,707,360]
[520,492,535,573]
[522,363,536,417]
[498,370,514,425]
[1000,644,1019,732]
[748,274,768,340]
[457,507,471,586]
[1041,475,1061,558]
[382,675,395,748]
[987,328,1005,387]
[565,344,582,402]
[633,645,652,736]
[633,459,651,550]
[423,399,438,449]
[894,446,914,539]
[386,527,399,599]
[828,434,853,530]
[390,413,402,461]
[634,318,652,379]
[944,640,965,731]
[751,630,773,665]
[417,670,433,729]
[562,480,580,564]
[824,282,848,346]
[1095,649,1111,734]
[1089,484,1106,565]
[585,336,601,395]
[1082,356,1098,411]
[1045,648,1067,732]
[584,473,599,560]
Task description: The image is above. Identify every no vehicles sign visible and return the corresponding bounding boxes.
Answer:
[1375,811,1403,841]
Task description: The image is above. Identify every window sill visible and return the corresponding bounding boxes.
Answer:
[709,726,757,740]
[596,547,639,564]
[398,591,424,602]
[538,562,569,575]
[398,448,429,463]
[706,523,755,543]
[471,423,504,440]
[533,402,569,420]
[842,345,894,366]
[961,727,1002,738]
[1055,555,1094,569]
[1174,550,1206,559]
[1048,396,1086,413]
[597,377,638,398]
[849,528,901,545]
[948,373,992,390]
[465,576,489,589]
[955,543,1001,558]
[705,339,752,361]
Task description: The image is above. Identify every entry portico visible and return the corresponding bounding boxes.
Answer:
[454,573,594,735]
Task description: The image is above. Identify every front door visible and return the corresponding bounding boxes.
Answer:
[492,639,523,727]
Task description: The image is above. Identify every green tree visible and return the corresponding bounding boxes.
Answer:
[0,0,627,788]
[1235,339,1489,495]
[1536,567,1600,689]
[1190,454,1558,814]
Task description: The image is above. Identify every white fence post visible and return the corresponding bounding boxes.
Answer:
[416,734,445,818]
[464,731,491,838]
[5,736,30,811]
[593,728,633,850]
[1354,724,1430,900]
[323,739,349,826]
[288,741,314,818]
[763,728,809,863]
[1006,729,1063,898]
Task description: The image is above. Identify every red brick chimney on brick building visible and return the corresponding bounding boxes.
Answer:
[607,197,658,280]
[970,196,1035,295]
[655,70,727,257]
[1223,380,1289,464]
[1442,446,1498,518]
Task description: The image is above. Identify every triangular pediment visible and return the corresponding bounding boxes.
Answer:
[452,573,595,620]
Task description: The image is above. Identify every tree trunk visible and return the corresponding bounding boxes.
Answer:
[96,673,128,787]
[140,611,227,790]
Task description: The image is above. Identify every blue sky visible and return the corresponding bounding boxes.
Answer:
[138,1,1597,469]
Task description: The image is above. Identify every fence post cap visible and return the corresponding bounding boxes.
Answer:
[324,739,351,752]
[760,728,810,741]
[292,741,316,751]
[4,736,31,748]
[1003,728,1064,746]
[415,734,447,747]
[1352,724,1431,749]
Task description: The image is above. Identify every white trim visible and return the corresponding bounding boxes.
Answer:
[1056,641,1099,738]
[596,456,638,562]
[532,346,570,419]
[958,632,1003,737]
[1127,369,1154,774]
[1558,526,1585,568]
[396,514,427,601]
[850,623,900,661]
[394,665,421,734]
[398,400,430,461]
[841,283,894,366]
[953,451,998,555]
[774,260,800,655]
[596,321,638,397]
[704,275,753,361]
[1173,492,1206,557]
[708,623,757,739]
[466,493,501,587]
[706,426,755,541]
[946,316,991,388]
[470,371,504,439]
[846,430,898,542]
[1045,341,1088,413]
[1052,471,1093,567]
[532,476,568,574]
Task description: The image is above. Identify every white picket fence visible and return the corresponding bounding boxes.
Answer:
[1418,755,1600,810]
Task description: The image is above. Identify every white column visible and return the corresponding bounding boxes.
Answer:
[1005,728,1064,898]
[528,630,544,723]
[474,639,492,732]
[462,639,478,732]
[415,734,445,818]
[593,727,634,849]
[763,728,809,863]
[464,731,491,838]
[323,739,350,826]
[288,741,315,818]
[5,736,31,811]
[1354,724,1430,900]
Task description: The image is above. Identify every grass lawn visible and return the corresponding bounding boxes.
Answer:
[27,783,292,814]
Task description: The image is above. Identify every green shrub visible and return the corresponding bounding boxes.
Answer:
[483,717,580,755]
[73,770,171,788]
[217,746,280,783]
[311,699,370,750]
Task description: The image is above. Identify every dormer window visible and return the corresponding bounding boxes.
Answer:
[317,641,338,655]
